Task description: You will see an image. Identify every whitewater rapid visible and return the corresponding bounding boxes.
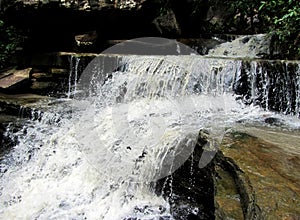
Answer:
[1,55,299,219]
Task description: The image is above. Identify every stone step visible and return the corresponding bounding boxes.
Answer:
[0,68,32,92]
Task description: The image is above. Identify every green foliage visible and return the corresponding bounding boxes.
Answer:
[0,18,23,69]
[223,0,262,33]
[259,0,300,58]
[224,0,300,58]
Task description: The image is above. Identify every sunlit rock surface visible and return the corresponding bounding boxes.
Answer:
[208,34,277,59]
[220,128,300,219]
[0,68,32,92]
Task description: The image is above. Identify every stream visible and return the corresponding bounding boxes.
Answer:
[0,38,300,219]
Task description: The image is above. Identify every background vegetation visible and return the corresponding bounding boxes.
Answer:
[260,0,300,58]
[0,0,299,70]
[224,0,300,59]
[0,18,23,69]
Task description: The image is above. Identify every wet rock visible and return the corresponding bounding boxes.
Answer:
[0,93,50,119]
[153,128,271,219]
[264,117,284,126]
[221,130,300,218]
[215,151,262,220]
[0,100,29,117]
[30,80,54,91]
[28,68,75,96]
[0,100,43,120]
[155,129,216,219]
[0,122,19,158]
[214,165,244,220]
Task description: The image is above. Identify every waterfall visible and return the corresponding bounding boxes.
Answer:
[234,60,300,116]
[1,49,300,219]
[67,56,80,98]
[75,55,241,182]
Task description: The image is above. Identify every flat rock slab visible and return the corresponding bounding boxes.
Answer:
[221,127,300,219]
[0,68,32,91]
[0,93,50,106]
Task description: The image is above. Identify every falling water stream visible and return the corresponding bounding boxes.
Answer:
[67,56,80,99]
[1,41,300,219]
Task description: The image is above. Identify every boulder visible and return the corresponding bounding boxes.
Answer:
[208,34,274,58]
[220,129,300,218]
[153,9,181,37]
[155,129,216,219]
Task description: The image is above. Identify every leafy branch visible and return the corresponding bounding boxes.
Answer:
[0,18,23,69]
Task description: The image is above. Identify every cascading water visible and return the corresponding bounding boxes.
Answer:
[0,38,300,219]
[67,56,81,98]
[235,60,300,116]
[75,55,241,181]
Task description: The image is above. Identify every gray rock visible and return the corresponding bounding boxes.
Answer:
[208,34,275,59]
[153,9,181,37]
